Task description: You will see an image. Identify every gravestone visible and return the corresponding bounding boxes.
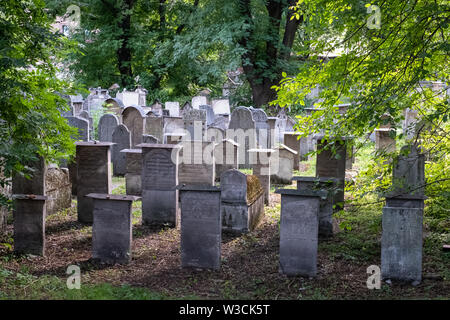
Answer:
[145,114,164,143]
[98,114,119,142]
[375,129,396,154]
[140,144,181,226]
[66,116,89,141]
[276,188,327,277]
[121,149,142,196]
[76,142,113,224]
[221,170,265,233]
[165,133,187,145]
[211,99,231,115]
[248,149,275,205]
[215,139,239,181]
[178,185,221,270]
[228,107,257,168]
[207,127,225,142]
[403,108,419,140]
[381,207,423,283]
[112,124,131,176]
[179,141,215,186]
[150,100,163,116]
[79,110,94,139]
[142,134,159,144]
[267,117,278,148]
[103,98,125,118]
[249,108,270,149]
[199,105,215,127]
[45,167,71,215]
[163,116,184,135]
[165,102,180,117]
[183,109,207,141]
[192,96,208,109]
[211,114,230,131]
[284,132,302,170]
[68,160,77,196]
[13,194,47,256]
[293,176,337,237]
[122,106,147,148]
[271,144,297,184]
[87,194,140,264]
[12,156,46,196]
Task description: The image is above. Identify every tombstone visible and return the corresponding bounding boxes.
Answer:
[192,96,208,109]
[135,85,148,106]
[375,128,396,154]
[122,106,147,148]
[211,114,230,131]
[12,156,46,196]
[381,207,423,283]
[103,98,125,118]
[139,144,181,226]
[267,117,278,148]
[199,105,215,127]
[386,144,426,209]
[70,94,84,116]
[283,132,302,170]
[120,149,142,196]
[215,139,239,181]
[150,100,163,116]
[66,116,89,141]
[165,102,180,117]
[292,176,337,237]
[276,188,327,277]
[76,142,113,224]
[207,127,225,143]
[112,124,131,176]
[68,160,77,196]
[163,116,184,135]
[98,114,119,142]
[165,133,187,145]
[181,102,192,117]
[315,135,348,210]
[87,193,140,264]
[79,110,94,139]
[13,194,47,256]
[83,87,110,113]
[248,149,275,205]
[178,185,221,270]
[145,114,164,143]
[271,144,297,184]
[403,108,419,140]
[249,108,270,148]
[228,107,257,169]
[116,89,140,107]
[45,167,72,215]
[183,109,207,141]
[142,134,159,144]
[211,99,231,115]
[221,170,265,233]
[179,141,215,186]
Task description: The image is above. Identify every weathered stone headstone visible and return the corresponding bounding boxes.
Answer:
[215,139,239,180]
[228,107,257,168]
[66,116,89,141]
[267,117,278,148]
[192,96,208,109]
[249,108,270,149]
[76,142,113,224]
[140,144,181,226]
[150,100,163,116]
[122,106,147,148]
[179,185,221,270]
[183,109,207,141]
[13,194,47,256]
[211,114,230,131]
[103,98,125,118]
[248,149,274,205]
[45,166,71,215]
[375,128,396,154]
[199,105,215,127]
[403,108,419,140]
[276,188,327,277]
[98,113,119,142]
[79,110,94,139]
[211,99,231,115]
[165,133,187,145]
[221,170,265,233]
[381,207,423,283]
[121,149,142,196]
[12,156,46,196]
[163,116,184,135]
[142,134,159,144]
[145,114,164,143]
[112,124,131,176]
[179,141,215,185]
[284,132,302,170]
[271,144,297,184]
[293,176,337,237]
[87,193,140,264]
[165,102,180,117]
[207,127,225,142]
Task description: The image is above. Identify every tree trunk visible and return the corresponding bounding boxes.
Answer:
[117,0,135,89]
[249,80,279,107]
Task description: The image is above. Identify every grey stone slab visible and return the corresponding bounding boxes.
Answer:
[284,133,302,170]
[142,134,159,144]
[381,207,423,283]
[66,116,89,141]
[12,156,46,196]
[271,144,297,184]
[122,106,146,148]
[121,149,142,196]
[179,187,221,270]
[249,107,270,149]
[391,144,425,198]
[112,124,131,176]
[88,195,135,264]
[278,192,321,277]
[76,143,112,224]
[179,141,215,186]
[45,167,71,215]
[98,113,119,142]
[145,115,164,143]
[248,149,275,205]
[228,107,257,168]
[13,196,47,256]
[215,139,239,181]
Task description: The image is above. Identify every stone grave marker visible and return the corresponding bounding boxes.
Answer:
[271,144,297,184]
[112,124,131,176]
[248,148,275,205]
[122,106,147,148]
[228,107,257,168]
[165,102,180,117]
[98,113,119,142]
[211,99,231,115]
[66,116,89,141]
[214,139,239,180]
[121,149,142,196]
[179,141,215,186]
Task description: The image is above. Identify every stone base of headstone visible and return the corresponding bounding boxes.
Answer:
[13,195,47,256]
[381,206,423,283]
[276,188,327,277]
[87,194,140,264]
[179,185,221,270]
[293,176,336,238]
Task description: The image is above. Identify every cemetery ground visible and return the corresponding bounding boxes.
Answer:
[0,146,449,300]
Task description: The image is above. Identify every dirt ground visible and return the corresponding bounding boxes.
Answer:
[0,190,448,300]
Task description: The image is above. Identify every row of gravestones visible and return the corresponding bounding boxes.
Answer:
[11,143,425,284]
